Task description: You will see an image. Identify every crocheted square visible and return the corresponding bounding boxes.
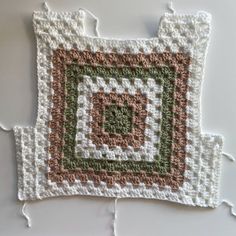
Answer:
[48,49,188,188]
[14,10,224,208]
[75,76,162,162]
[90,92,147,147]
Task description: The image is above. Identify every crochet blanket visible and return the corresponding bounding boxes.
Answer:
[14,9,223,208]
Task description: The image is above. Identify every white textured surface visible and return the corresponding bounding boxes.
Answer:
[0,0,236,236]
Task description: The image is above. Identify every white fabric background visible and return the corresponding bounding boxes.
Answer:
[0,0,236,235]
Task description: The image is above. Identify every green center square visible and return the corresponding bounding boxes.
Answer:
[103,104,133,134]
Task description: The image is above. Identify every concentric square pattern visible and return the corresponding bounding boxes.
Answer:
[75,76,162,162]
[48,49,190,189]
[91,91,147,148]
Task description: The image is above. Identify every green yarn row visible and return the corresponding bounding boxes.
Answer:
[62,65,176,175]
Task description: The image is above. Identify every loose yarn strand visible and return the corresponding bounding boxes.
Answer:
[43,1,50,12]
[112,198,118,236]
[220,200,236,218]
[0,123,12,132]
[167,1,176,14]
[80,8,100,37]
[22,202,32,228]
[222,152,235,162]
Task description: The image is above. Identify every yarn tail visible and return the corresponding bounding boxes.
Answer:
[112,198,118,236]
[220,200,236,217]
[0,123,12,132]
[222,152,235,162]
[22,202,32,228]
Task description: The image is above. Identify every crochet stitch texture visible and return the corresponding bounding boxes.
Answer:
[14,9,223,207]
